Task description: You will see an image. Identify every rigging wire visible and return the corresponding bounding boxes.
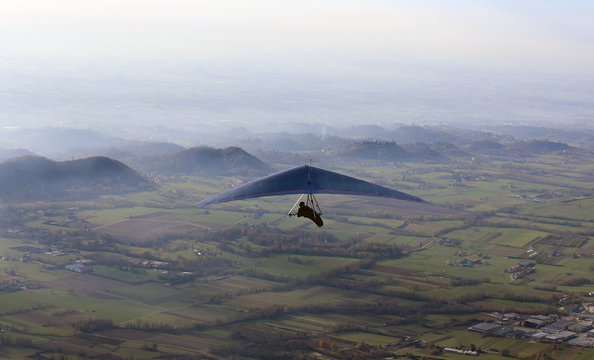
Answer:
[287,160,323,216]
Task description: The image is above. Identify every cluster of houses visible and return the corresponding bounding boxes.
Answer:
[1,226,49,239]
[2,244,78,265]
[45,246,77,257]
[64,263,92,274]
[2,250,33,263]
[449,251,490,267]
[439,238,462,247]
[443,347,479,356]
[0,279,42,292]
[468,312,594,348]
[65,257,172,274]
[40,207,81,227]
[451,257,489,267]
[505,260,535,280]
[0,279,28,292]
[129,258,169,269]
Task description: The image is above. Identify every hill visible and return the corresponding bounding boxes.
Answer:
[484,124,594,148]
[466,140,506,155]
[468,139,585,157]
[338,141,414,162]
[0,128,121,157]
[384,125,462,144]
[0,128,188,161]
[428,142,471,158]
[0,156,152,201]
[338,140,461,162]
[401,143,447,162]
[0,148,36,162]
[147,146,274,177]
[218,132,351,153]
[504,139,576,156]
[99,141,186,160]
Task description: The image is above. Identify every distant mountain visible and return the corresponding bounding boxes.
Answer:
[243,124,516,149]
[483,125,594,147]
[466,141,506,155]
[429,142,471,158]
[147,146,274,177]
[254,150,316,168]
[0,148,36,162]
[504,140,578,156]
[0,128,187,161]
[339,139,585,163]
[383,125,462,144]
[467,139,584,157]
[338,141,415,162]
[230,136,305,153]
[0,128,122,157]
[0,156,152,201]
[337,139,494,163]
[100,142,186,160]
[401,143,447,162]
[221,132,352,153]
[432,125,515,144]
[332,124,390,139]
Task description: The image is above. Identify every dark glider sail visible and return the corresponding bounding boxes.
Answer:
[195,165,426,207]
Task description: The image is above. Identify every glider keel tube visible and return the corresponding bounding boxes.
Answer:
[195,165,426,207]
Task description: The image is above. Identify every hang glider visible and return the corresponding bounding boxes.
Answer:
[195,165,426,208]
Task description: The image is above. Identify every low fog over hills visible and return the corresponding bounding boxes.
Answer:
[0,128,185,160]
[1,124,592,198]
[0,148,35,162]
[1,124,592,163]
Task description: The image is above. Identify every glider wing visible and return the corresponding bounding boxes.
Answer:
[195,165,426,207]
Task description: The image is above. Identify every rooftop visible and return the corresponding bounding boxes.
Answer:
[468,322,501,333]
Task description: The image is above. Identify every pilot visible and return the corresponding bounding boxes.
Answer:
[295,201,323,227]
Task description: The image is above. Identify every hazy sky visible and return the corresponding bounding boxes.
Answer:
[3,0,593,69]
[1,0,593,135]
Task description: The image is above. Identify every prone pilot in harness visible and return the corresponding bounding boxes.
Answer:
[291,201,324,227]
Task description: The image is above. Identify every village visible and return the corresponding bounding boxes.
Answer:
[468,307,594,350]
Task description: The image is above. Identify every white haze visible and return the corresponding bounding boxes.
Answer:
[1,0,593,139]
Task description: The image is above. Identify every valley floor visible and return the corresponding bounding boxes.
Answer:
[1,154,593,359]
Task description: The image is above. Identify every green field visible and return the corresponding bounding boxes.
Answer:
[1,153,593,359]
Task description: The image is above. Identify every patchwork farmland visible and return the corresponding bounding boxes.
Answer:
[0,152,593,359]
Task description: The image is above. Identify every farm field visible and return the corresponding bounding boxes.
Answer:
[0,153,593,359]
